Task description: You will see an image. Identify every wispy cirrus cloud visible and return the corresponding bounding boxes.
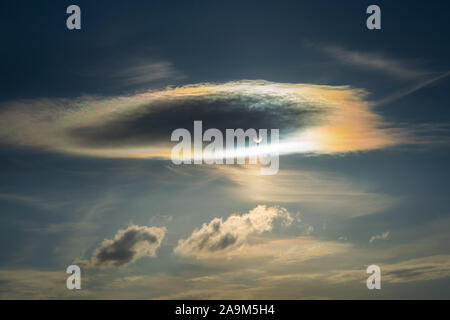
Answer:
[383,255,450,283]
[373,71,450,106]
[108,61,184,88]
[175,165,397,218]
[76,54,185,90]
[4,252,450,299]
[311,43,450,107]
[0,193,63,211]
[323,254,450,285]
[0,269,89,299]
[315,44,427,79]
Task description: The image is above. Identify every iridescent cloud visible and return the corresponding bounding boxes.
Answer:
[0,80,411,159]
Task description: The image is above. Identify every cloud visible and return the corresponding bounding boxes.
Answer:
[207,165,398,218]
[383,255,450,283]
[373,71,450,107]
[313,44,450,107]
[315,44,427,79]
[4,216,450,299]
[108,61,184,87]
[323,254,450,286]
[0,193,63,211]
[86,225,166,268]
[108,237,351,299]
[221,236,348,265]
[0,80,411,159]
[76,55,184,91]
[174,205,293,259]
[0,269,89,299]
[3,215,450,299]
[4,253,450,299]
[369,231,390,243]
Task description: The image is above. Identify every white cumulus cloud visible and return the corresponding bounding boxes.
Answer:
[174,205,293,259]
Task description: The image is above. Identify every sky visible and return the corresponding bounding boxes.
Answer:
[0,0,450,299]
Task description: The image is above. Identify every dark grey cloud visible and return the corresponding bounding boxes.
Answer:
[67,94,316,149]
[88,225,166,268]
[190,220,238,252]
[208,233,238,252]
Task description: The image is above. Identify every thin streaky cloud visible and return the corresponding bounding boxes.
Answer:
[208,165,398,218]
[373,71,450,107]
[0,193,63,211]
[109,61,185,87]
[316,44,427,79]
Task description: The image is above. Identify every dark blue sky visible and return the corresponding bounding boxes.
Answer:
[1,0,449,98]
